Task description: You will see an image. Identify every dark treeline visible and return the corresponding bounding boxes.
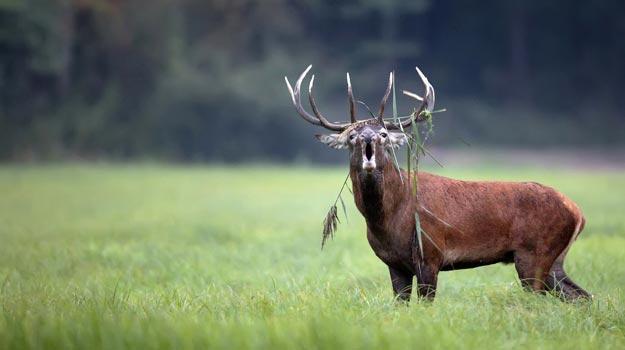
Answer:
[1,0,624,161]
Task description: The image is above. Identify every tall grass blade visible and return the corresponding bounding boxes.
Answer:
[418,144,444,168]
[414,212,424,255]
[339,195,348,224]
[357,101,376,118]
[390,72,403,183]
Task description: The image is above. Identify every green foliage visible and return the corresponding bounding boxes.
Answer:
[0,164,624,348]
[1,0,625,160]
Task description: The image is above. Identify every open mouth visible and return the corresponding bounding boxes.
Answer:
[365,143,373,161]
[362,142,376,171]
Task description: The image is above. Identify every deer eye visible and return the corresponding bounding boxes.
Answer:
[380,132,388,138]
[349,134,356,140]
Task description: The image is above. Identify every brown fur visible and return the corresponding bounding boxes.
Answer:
[348,133,591,301]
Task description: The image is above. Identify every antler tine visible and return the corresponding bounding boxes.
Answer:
[415,66,436,114]
[346,73,357,123]
[377,71,393,123]
[284,65,349,131]
[388,66,436,130]
[308,75,350,131]
[285,65,321,126]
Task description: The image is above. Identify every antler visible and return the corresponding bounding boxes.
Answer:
[377,72,393,123]
[285,65,350,132]
[387,66,435,130]
[286,65,436,131]
[346,73,357,123]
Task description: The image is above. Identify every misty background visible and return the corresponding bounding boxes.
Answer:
[1,0,624,162]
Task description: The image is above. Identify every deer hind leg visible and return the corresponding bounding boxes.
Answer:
[547,259,591,300]
[546,215,592,300]
[389,266,413,302]
[514,251,557,293]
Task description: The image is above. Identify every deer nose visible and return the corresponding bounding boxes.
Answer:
[361,130,376,144]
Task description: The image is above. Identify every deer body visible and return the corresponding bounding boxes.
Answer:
[351,159,589,300]
[285,65,590,301]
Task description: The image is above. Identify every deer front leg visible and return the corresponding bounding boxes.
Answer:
[415,263,439,300]
[389,266,413,302]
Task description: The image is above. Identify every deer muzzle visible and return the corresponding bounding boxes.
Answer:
[362,141,376,171]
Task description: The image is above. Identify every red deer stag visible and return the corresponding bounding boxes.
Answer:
[285,65,591,301]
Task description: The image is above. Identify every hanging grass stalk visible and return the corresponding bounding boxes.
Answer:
[389,72,404,183]
[418,143,444,168]
[339,195,348,224]
[409,111,424,256]
[390,73,432,257]
[409,109,446,258]
[321,173,351,249]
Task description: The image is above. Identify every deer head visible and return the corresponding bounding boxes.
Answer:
[285,65,435,173]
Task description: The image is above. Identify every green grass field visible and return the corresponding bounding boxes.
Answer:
[0,164,624,349]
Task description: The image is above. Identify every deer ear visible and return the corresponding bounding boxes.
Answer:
[387,132,407,149]
[315,134,349,149]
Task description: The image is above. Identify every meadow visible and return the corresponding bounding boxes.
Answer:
[0,164,624,349]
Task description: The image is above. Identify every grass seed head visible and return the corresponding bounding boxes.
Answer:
[322,205,339,249]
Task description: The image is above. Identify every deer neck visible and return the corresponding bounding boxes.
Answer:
[350,160,411,230]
